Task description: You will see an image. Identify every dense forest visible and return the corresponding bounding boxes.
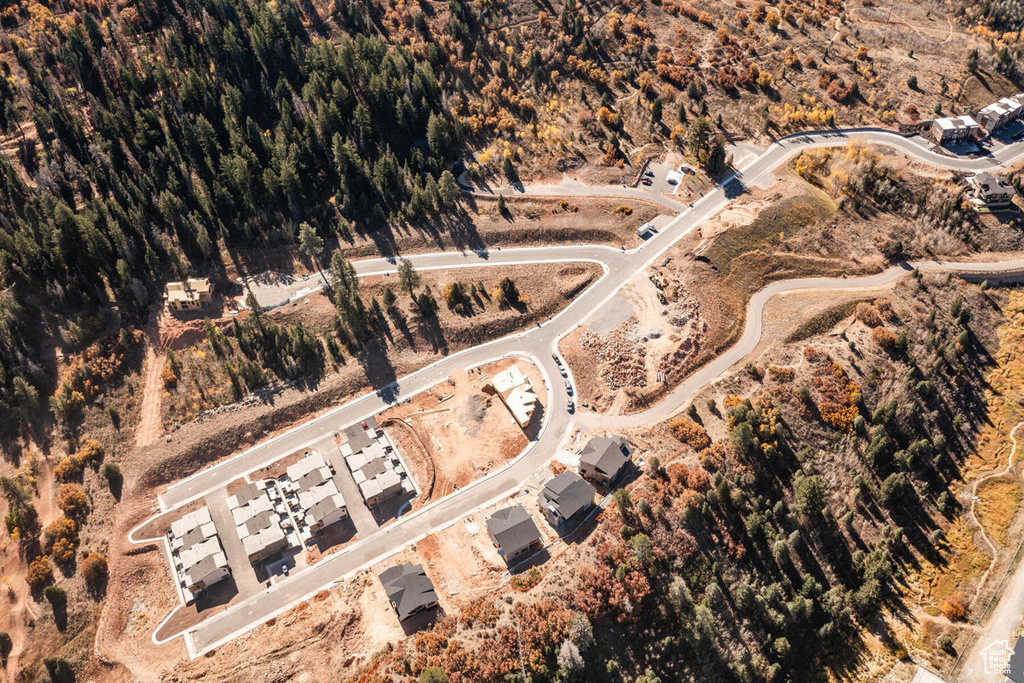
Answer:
[2,0,1024,438]
[0,0,465,434]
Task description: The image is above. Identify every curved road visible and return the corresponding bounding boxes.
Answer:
[140,128,1024,657]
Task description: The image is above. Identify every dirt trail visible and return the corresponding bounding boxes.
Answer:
[2,451,54,683]
[848,6,955,45]
[967,422,1024,608]
[2,584,37,683]
[135,317,165,449]
[954,423,1024,681]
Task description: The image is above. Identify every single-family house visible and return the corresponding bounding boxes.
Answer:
[977,95,1024,133]
[342,422,374,454]
[164,278,212,311]
[578,436,633,486]
[183,552,230,592]
[380,562,439,621]
[930,116,981,144]
[538,471,597,530]
[307,493,348,533]
[486,506,542,564]
[490,364,538,427]
[241,525,288,563]
[178,536,230,592]
[978,101,1011,133]
[968,172,1017,207]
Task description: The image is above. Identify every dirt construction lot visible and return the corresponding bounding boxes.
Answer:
[381,357,547,503]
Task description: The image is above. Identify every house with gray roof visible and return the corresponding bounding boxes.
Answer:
[183,552,229,592]
[380,562,439,621]
[342,423,374,454]
[968,172,1017,207]
[579,436,633,486]
[296,467,329,492]
[486,506,542,564]
[307,493,347,533]
[538,471,597,530]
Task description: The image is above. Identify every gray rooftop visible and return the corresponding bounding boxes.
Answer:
[379,562,438,620]
[343,423,373,454]
[975,172,1014,193]
[243,510,275,537]
[579,436,632,478]
[233,482,263,507]
[540,471,597,521]
[179,526,206,551]
[359,456,388,480]
[297,467,329,492]
[185,554,221,585]
[308,495,343,525]
[1007,635,1024,683]
[486,506,541,552]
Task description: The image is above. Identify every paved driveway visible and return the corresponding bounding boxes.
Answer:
[205,490,261,597]
[317,436,379,537]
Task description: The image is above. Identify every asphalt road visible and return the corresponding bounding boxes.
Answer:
[143,128,1024,657]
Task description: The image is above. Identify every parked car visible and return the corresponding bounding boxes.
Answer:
[641,178,653,186]
[567,399,575,413]
[551,353,559,361]
[565,380,573,395]
[644,170,655,177]
[560,367,568,377]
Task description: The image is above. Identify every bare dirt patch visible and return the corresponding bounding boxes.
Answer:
[160,568,400,683]
[250,449,309,481]
[416,524,506,611]
[136,344,165,449]
[380,357,545,502]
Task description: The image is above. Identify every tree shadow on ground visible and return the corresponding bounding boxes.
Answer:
[354,340,399,403]
[412,314,448,355]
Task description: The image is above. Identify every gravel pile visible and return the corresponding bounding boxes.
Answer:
[580,320,649,389]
